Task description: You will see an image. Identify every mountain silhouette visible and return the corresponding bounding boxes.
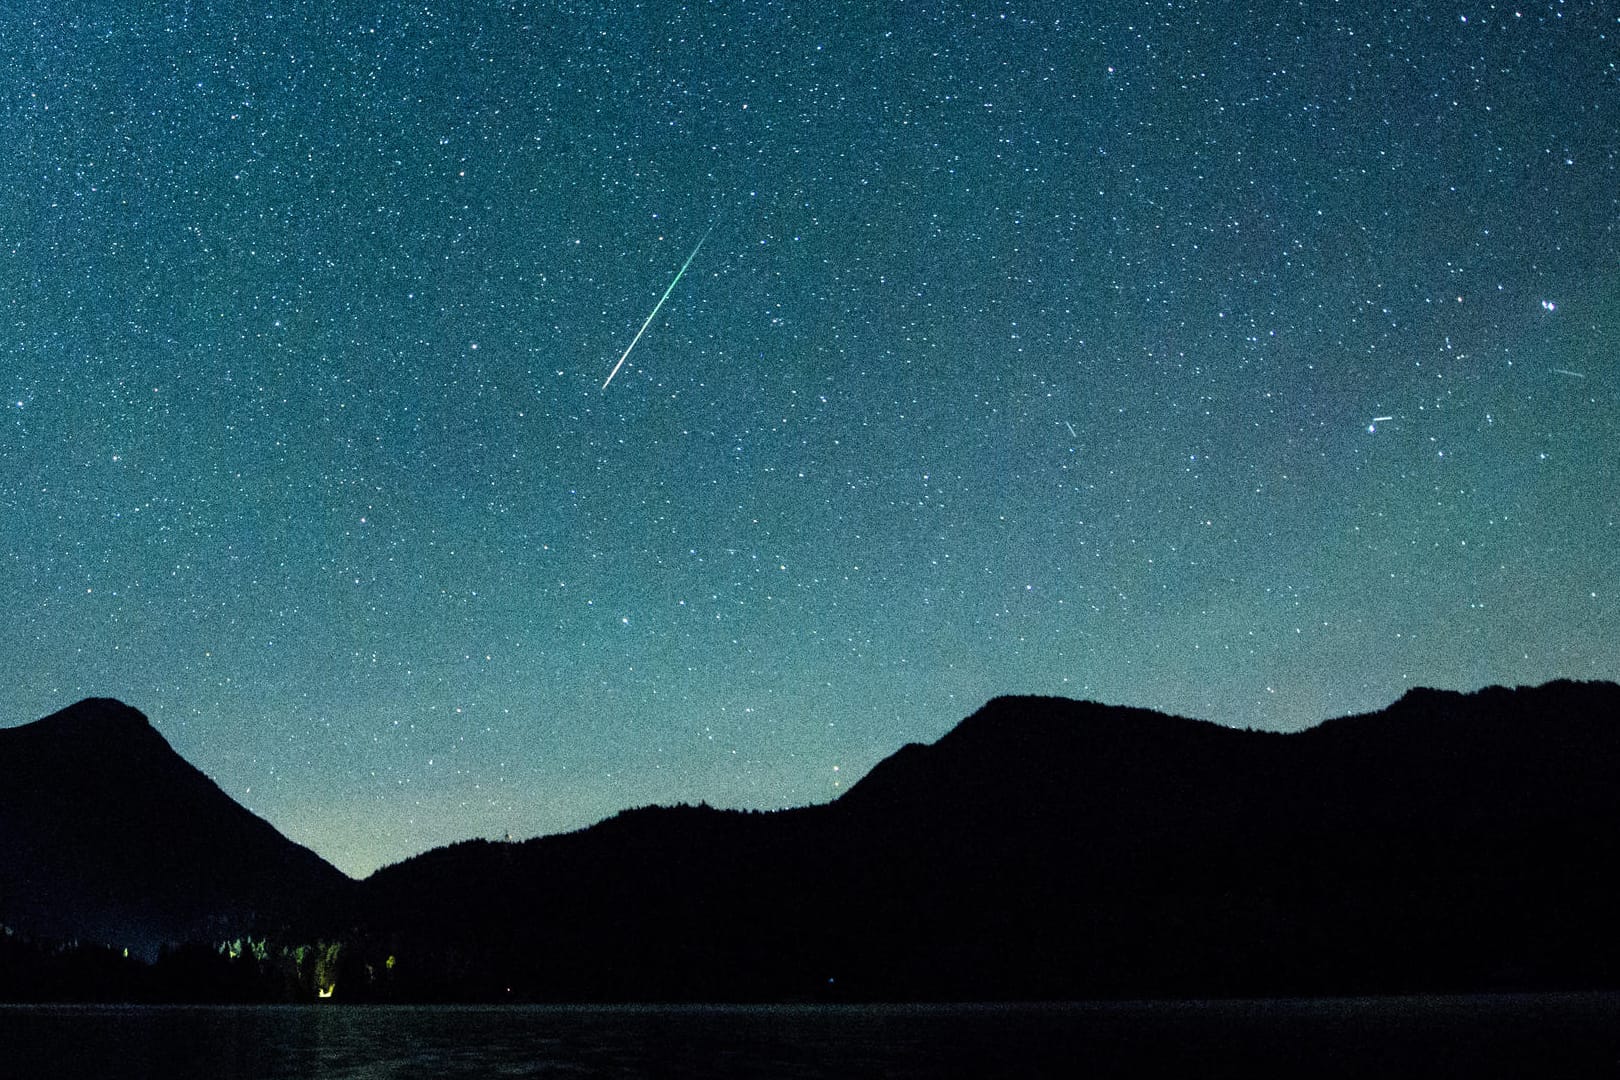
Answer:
[0,698,353,960]
[356,679,1620,1000]
[5,681,1620,1000]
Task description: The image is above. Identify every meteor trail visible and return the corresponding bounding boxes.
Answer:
[602,224,716,391]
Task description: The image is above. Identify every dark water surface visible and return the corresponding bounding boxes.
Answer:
[3,995,1617,1078]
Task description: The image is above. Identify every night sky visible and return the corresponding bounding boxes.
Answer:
[3,1,1616,877]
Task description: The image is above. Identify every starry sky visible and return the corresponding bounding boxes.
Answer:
[2,1,1616,877]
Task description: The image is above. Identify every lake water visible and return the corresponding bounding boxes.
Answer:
[3,995,1617,1078]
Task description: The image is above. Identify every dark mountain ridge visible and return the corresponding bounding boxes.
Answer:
[4,680,1620,1001]
[356,679,1620,1000]
[0,698,354,960]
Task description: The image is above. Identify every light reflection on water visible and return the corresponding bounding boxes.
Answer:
[3,995,1618,1078]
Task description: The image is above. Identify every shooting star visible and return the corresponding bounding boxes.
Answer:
[601,224,716,391]
[1064,421,1077,438]
[1552,368,1587,379]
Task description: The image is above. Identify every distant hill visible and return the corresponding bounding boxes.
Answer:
[0,698,354,960]
[359,679,1620,1000]
[5,681,1620,1000]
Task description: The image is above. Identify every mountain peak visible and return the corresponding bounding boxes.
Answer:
[1,698,354,956]
[5,698,171,764]
[1355,679,1618,729]
[839,694,1248,825]
[935,694,1234,755]
[33,696,155,734]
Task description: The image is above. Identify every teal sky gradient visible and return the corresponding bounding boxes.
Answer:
[2,1,1616,875]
